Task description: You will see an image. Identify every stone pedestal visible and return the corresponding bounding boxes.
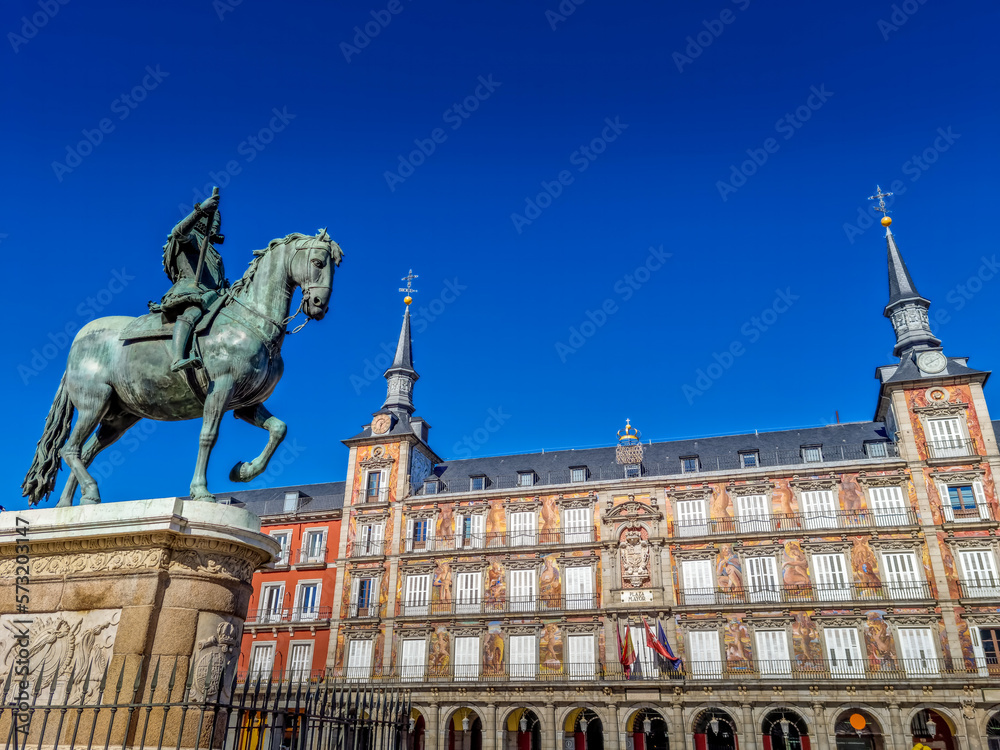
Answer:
[0,497,278,749]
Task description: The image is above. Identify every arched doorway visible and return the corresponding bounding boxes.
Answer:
[408,710,426,750]
[628,708,669,750]
[693,709,738,750]
[761,710,808,750]
[910,709,955,750]
[505,708,541,750]
[448,708,482,750]
[565,708,604,750]
[834,710,884,750]
[987,712,1000,750]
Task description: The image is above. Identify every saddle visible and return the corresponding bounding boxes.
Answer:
[119,292,227,342]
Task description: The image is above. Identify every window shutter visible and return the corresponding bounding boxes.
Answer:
[456,572,482,613]
[250,645,274,678]
[347,640,373,681]
[898,628,938,676]
[510,635,536,680]
[746,556,779,602]
[813,553,849,601]
[568,635,595,680]
[510,569,536,612]
[970,628,989,676]
[960,550,1000,596]
[881,552,920,598]
[801,490,837,529]
[510,512,537,546]
[564,508,591,543]
[974,481,990,520]
[676,500,707,537]
[405,518,414,552]
[754,630,790,676]
[454,636,480,681]
[564,567,593,610]
[682,559,715,605]
[401,639,426,682]
[928,417,964,456]
[687,631,721,678]
[826,628,863,678]
[870,486,908,526]
[288,644,312,681]
[405,574,430,615]
[470,514,486,548]
[736,494,771,532]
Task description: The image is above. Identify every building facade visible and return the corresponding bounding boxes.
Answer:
[238,219,1000,750]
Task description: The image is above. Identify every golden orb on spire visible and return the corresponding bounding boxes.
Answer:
[404,295,413,305]
[881,216,892,227]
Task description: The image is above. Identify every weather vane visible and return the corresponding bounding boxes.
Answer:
[399,269,419,305]
[868,185,894,228]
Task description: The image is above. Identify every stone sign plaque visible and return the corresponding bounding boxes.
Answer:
[620,590,653,603]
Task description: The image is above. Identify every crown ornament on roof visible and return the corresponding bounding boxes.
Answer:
[616,418,644,466]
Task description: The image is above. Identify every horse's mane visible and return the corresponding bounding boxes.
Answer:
[228,232,344,298]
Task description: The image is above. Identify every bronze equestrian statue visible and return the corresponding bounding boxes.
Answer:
[22,191,343,506]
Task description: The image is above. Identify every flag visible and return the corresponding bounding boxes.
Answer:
[620,622,636,678]
[644,618,669,659]
[658,620,683,669]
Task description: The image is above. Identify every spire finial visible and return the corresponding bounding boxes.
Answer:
[868,185,894,228]
[399,269,419,306]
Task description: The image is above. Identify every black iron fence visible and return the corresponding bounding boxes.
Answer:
[1,655,410,750]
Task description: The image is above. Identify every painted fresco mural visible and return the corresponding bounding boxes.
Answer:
[791,612,822,669]
[486,556,506,604]
[955,618,975,668]
[379,560,391,616]
[907,383,987,461]
[710,486,733,521]
[841,474,867,513]
[772,478,796,521]
[539,554,561,608]
[436,503,454,540]
[484,623,504,676]
[351,443,401,504]
[864,611,897,670]
[486,498,506,537]
[851,537,882,591]
[539,623,563,675]
[432,560,452,611]
[723,617,752,670]
[782,541,810,589]
[373,629,385,673]
[428,627,449,676]
[333,632,345,672]
[938,534,961,599]
[716,544,743,595]
[540,495,559,536]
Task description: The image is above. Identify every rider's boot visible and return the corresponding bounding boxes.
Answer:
[170,316,202,372]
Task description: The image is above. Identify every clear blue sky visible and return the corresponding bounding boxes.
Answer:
[3,0,998,511]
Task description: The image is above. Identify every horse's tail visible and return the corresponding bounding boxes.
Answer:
[22,373,74,505]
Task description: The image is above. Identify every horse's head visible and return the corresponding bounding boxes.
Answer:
[289,229,343,321]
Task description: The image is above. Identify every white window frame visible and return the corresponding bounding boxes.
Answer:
[825,627,864,678]
[812,552,851,601]
[455,513,485,550]
[800,489,838,529]
[735,494,772,532]
[926,416,967,458]
[509,511,537,547]
[754,629,791,677]
[868,485,909,526]
[682,559,715,605]
[509,568,537,613]
[454,636,480,682]
[258,583,285,624]
[801,445,823,463]
[405,517,434,552]
[357,522,385,557]
[686,630,722,679]
[676,499,708,537]
[469,475,487,491]
[564,566,593,610]
[287,641,314,682]
[509,635,537,680]
[959,549,1000,597]
[881,551,923,599]
[739,451,759,469]
[268,530,292,566]
[455,571,483,614]
[939,480,990,523]
[403,573,431,616]
[567,634,596,680]
[865,441,889,458]
[745,555,780,602]
[350,575,378,617]
[562,507,592,544]
[301,528,327,564]
[898,627,939,677]
[423,479,439,495]
[346,639,374,682]
[570,467,587,483]
[293,580,322,621]
[970,627,990,676]
[364,468,389,503]
[517,472,535,487]
[400,638,427,683]
[249,642,275,680]
[680,457,700,474]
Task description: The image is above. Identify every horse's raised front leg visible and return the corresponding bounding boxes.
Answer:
[230,404,287,483]
[57,412,141,508]
[190,374,235,502]
[59,382,112,506]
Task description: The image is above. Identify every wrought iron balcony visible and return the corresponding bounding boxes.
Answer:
[675,581,932,607]
[296,547,327,566]
[958,579,1000,599]
[927,438,978,460]
[245,606,333,625]
[674,507,918,538]
[346,602,381,619]
[350,539,386,557]
[397,594,597,618]
[400,526,597,554]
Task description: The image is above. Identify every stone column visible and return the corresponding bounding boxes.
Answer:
[962,702,981,750]
[543,703,557,750]
[810,704,830,750]
[888,703,907,750]
[670,702,686,750]
[740,703,758,750]
[483,702,497,750]
[607,702,621,750]
[425,701,439,750]
[437,704,449,750]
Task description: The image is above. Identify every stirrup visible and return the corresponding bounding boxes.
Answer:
[171,356,203,373]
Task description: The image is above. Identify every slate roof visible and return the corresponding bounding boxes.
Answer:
[217,481,345,518]
[885,228,925,308]
[878,355,989,386]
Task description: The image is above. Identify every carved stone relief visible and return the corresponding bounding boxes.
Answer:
[189,613,242,702]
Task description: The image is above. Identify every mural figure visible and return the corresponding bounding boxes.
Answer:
[864,611,897,671]
[724,617,752,669]
[710,486,733,522]
[540,495,559,537]
[791,613,822,669]
[841,475,866,515]
[432,560,452,610]
[379,560,391,614]
[773,480,795,525]
[485,557,506,608]
[954,619,974,668]
[939,538,960,599]
[539,555,561,608]
[539,624,563,674]
[428,628,450,676]
[483,624,504,676]
[851,537,882,594]
[373,630,385,675]
[486,498,506,544]
[716,544,744,597]
[782,540,811,594]
[437,503,454,541]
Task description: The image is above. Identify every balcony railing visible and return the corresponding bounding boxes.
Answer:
[943,503,992,523]
[246,606,333,625]
[676,581,932,606]
[296,547,327,565]
[398,593,598,618]
[347,602,381,619]
[350,540,386,557]
[927,438,978,460]
[675,508,918,537]
[958,579,1000,599]
[415,442,900,495]
[325,656,982,685]
[357,487,390,504]
[401,527,596,553]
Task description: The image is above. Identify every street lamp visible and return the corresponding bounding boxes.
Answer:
[643,718,652,735]
[409,719,416,733]
[462,717,470,732]
[709,716,720,736]
[925,716,937,738]
[580,718,589,750]
[520,717,528,733]
[779,716,790,737]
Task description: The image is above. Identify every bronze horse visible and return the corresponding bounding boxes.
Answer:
[22,230,342,506]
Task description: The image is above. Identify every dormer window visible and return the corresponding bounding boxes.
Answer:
[801,445,823,463]
[570,467,588,483]
[865,441,889,458]
[739,451,759,469]
[283,491,300,514]
[624,463,641,478]
[470,475,487,491]
[517,471,535,487]
[424,479,439,495]
[681,456,700,474]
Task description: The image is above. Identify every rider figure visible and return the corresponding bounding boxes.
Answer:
[156,193,228,372]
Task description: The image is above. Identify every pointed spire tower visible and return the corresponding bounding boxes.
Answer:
[871,186,941,357]
[382,269,420,419]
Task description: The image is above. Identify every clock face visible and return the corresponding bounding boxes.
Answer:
[371,414,391,434]
[917,351,947,374]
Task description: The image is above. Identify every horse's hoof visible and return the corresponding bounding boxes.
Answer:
[80,495,101,506]
[191,492,217,503]
[55,499,73,508]
[230,462,251,483]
